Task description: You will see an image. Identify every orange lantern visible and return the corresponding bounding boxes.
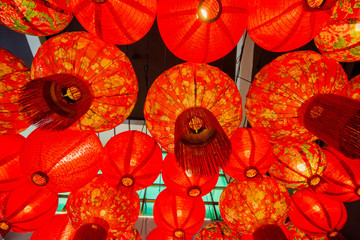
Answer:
[0,134,25,192]
[0,47,31,134]
[146,228,193,240]
[315,0,360,62]
[19,128,103,193]
[0,0,72,36]
[219,176,290,239]
[67,176,140,238]
[270,143,327,189]
[162,153,219,198]
[348,74,360,100]
[71,0,156,45]
[102,130,163,191]
[195,221,242,240]
[247,0,335,52]
[222,127,275,181]
[157,0,248,63]
[30,214,75,240]
[153,188,205,238]
[289,188,347,239]
[20,31,138,132]
[144,62,242,176]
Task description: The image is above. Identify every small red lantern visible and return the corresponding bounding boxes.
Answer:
[195,221,242,240]
[289,188,347,239]
[146,228,193,240]
[30,214,75,240]
[157,0,248,63]
[162,153,219,198]
[222,128,275,181]
[102,130,163,191]
[348,74,360,100]
[153,188,205,238]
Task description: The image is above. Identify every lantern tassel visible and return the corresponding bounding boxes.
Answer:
[252,224,288,240]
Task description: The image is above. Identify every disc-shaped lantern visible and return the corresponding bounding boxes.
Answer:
[146,228,193,240]
[144,62,242,176]
[195,221,242,240]
[219,176,290,239]
[270,143,327,190]
[0,0,72,36]
[157,0,247,63]
[20,31,138,132]
[30,214,75,240]
[71,0,156,45]
[0,47,31,134]
[289,188,347,239]
[247,0,335,52]
[20,128,103,193]
[102,130,163,191]
[162,153,219,198]
[315,0,360,62]
[0,134,25,192]
[153,188,205,238]
[222,127,275,181]
[348,74,360,100]
[67,176,140,239]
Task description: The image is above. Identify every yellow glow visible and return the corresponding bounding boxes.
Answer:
[297,163,306,172]
[201,8,208,19]
[312,205,321,212]
[24,205,32,213]
[177,210,183,217]
[356,23,360,32]
[185,169,193,177]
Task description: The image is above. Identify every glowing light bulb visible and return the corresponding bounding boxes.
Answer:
[297,163,306,172]
[185,169,193,177]
[177,210,183,217]
[201,8,208,19]
[312,205,321,212]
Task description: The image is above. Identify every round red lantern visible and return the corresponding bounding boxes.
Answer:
[67,176,140,238]
[20,31,138,132]
[286,222,326,240]
[219,176,290,239]
[146,228,193,240]
[247,0,335,52]
[30,214,75,240]
[144,62,242,176]
[20,128,103,193]
[195,221,242,240]
[162,153,219,198]
[71,0,156,45]
[157,0,248,63]
[0,0,72,36]
[102,130,163,191]
[153,188,205,238]
[348,74,360,100]
[289,188,347,239]
[0,134,25,192]
[221,127,275,181]
[270,143,327,189]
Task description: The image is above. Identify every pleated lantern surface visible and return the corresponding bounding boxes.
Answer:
[144,62,242,176]
[315,0,360,62]
[219,176,290,240]
[221,127,275,181]
[157,0,248,63]
[30,214,75,240]
[153,188,205,238]
[0,134,25,192]
[289,188,347,240]
[146,228,193,240]
[162,153,219,198]
[195,221,242,240]
[247,0,335,52]
[286,222,326,240]
[0,47,31,134]
[19,128,103,193]
[348,74,360,100]
[67,176,140,239]
[20,31,138,132]
[102,130,163,191]
[0,0,72,36]
[71,0,156,45]
[270,143,327,190]
[0,181,58,238]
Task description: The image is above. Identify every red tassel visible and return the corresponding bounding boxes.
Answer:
[0,221,11,239]
[73,223,108,240]
[174,107,231,176]
[252,224,288,240]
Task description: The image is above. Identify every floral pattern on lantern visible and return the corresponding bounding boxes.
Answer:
[195,221,242,240]
[146,228,193,240]
[286,222,326,240]
[348,74,360,100]
[115,227,142,240]
[30,214,75,240]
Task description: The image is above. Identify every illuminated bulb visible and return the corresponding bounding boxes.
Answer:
[185,169,193,177]
[312,205,321,212]
[356,23,360,32]
[244,150,250,158]
[177,210,183,217]
[201,8,208,19]
[297,163,306,172]
[24,205,32,213]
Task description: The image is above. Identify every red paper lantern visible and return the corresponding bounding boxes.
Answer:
[286,222,326,240]
[30,214,75,240]
[270,143,327,189]
[0,181,58,238]
[247,0,335,52]
[315,0,360,62]
[71,0,156,45]
[0,134,25,192]
[348,74,360,100]
[67,176,140,238]
[0,47,31,134]
[241,225,291,240]
[153,188,205,238]
[221,127,275,181]
[219,176,290,239]
[289,188,347,239]
[20,31,138,132]
[195,221,242,240]
[0,0,72,36]
[102,130,163,191]
[157,0,247,63]
[146,228,193,240]
[144,62,242,176]
[162,153,219,198]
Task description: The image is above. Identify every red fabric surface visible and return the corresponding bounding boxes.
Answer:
[30,214,75,240]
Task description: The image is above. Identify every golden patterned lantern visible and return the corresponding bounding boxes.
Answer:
[116,228,142,240]
[286,222,326,240]
[195,221,242,240]
[348,74,360,100]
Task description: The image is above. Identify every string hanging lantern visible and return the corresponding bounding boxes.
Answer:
[348,74,360,100]
[20,31,138,132]
[146,228,193,240]
[195,221,242,240]
[157,0,248,63]
[144,62,242,176]
[30,214,75,240]
[102,130,163,191]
